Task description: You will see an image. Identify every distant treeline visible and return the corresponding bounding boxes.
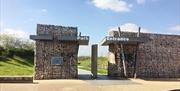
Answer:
[0,34,34,58]
[78,56,107,60]
[78,56,90,61]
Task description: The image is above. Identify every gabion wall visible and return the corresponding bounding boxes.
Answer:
[34,24,79,79]
[108,31,180,78]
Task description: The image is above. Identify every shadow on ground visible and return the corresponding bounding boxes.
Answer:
[78,74,141,86]
[78,74,128,80]
[167,89,180,91]
[141,78,180,82]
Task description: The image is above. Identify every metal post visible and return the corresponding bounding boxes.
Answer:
[120,44,127,77]
[118,27,121,37]
[79,32,81,36]
[133,27,141,78]
[137,27,141,37]
[118,27,127,77]
[91,44,98,79]
[133,44,138,78]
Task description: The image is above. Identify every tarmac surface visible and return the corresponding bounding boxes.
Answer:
[0,69,180,91]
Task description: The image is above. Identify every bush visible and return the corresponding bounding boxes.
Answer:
[0,46,4,56]
[15,48,34,57]
[10,48,34,58]
[0,48,34,58]
[7,49,15,57]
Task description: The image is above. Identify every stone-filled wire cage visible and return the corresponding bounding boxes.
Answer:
[101,27,180,78]
[30,24,89,79]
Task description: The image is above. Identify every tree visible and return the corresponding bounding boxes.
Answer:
[0,33,35,57]
[0,34,16,49]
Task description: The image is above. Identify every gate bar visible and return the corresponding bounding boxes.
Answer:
[118,27,127,77]
[133,27,141,78]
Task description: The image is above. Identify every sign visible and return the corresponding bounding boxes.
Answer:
[101,36,150,45]
[51,57,63,65]
[106,37,129,41]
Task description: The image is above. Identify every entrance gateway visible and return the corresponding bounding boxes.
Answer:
[30,24,180,79]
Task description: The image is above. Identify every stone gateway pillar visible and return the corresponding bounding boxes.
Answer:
[91,44,98,79]
[30,24,89,79]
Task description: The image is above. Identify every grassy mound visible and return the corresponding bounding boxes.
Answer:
[0,55,108,76]
[0,56,34,76]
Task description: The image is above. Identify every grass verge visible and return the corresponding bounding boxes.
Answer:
[78,56,108,74]
[0,56,34,76]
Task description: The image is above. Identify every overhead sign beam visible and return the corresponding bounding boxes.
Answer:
[101,36,150,45]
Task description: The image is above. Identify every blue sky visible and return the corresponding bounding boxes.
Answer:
[0,0,180,56]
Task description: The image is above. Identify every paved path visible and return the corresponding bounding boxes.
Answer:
[1,69,179,91]
[78,68,91,75]
[78,68,92,80]
[0,69,180,91]
[0,78,179,91]
[77,68,127,80]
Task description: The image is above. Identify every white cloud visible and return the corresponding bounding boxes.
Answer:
[137,0,145,5]
[169,25,180,32]
[109,23,149,33]
[1,28,29,39]
[91,0,132,12]
[0,22,30,39]
[41,9,47,13]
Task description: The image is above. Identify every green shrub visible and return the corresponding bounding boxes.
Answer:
[0,46,4,56]
[12,48,34,58]
[0,48,34,58]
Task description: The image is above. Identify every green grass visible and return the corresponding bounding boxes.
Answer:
[78,56,108,74]
[0,55,107,76]
[0,56,34,76]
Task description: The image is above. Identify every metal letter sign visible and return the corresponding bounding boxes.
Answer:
[51,57,63,65]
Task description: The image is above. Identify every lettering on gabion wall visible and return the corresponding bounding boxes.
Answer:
[106,37,129,41]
